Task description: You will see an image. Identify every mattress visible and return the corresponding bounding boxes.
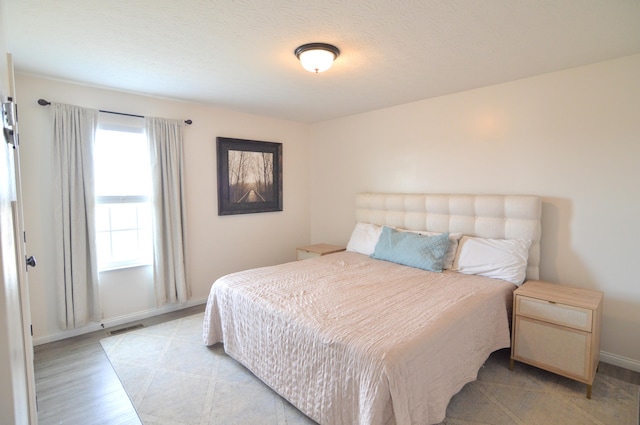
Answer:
[203,251,515,425]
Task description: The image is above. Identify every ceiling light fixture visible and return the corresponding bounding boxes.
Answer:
[295,43,340,73]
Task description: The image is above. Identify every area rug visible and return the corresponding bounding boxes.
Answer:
[100,313,639,425]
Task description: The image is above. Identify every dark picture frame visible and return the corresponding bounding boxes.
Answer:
[216,137,283,216]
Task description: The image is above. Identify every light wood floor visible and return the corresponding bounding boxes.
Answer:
[34,304,205,425]
[34,304,640,424]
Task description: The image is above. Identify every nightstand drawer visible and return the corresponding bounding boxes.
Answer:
[514,316,589,380]
[297,250,320,260]
[516,295,592,332]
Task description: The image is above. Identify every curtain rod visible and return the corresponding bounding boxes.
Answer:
[37,99,193,125]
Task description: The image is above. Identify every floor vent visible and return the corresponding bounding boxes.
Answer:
[108,323,144,336]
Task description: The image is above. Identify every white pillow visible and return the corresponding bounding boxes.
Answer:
[346,222,382,255]
[392,227,462,270]
[453,236,531,285]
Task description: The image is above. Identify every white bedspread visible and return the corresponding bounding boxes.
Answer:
[203,251,515,425]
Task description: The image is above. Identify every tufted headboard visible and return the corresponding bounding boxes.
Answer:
[355,193,542,281]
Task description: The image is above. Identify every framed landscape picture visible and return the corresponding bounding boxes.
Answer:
[216,137,283,215]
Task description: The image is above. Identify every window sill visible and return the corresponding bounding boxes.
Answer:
[99,262,152,273]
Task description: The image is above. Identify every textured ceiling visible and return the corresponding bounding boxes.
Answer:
[5,0,640,123]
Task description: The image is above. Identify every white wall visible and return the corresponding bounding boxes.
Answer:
[16,74,311,343]
[309,54,640,370]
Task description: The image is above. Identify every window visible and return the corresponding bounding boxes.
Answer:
[94,116,153,270]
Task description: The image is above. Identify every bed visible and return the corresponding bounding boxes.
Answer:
[204,193,541,425]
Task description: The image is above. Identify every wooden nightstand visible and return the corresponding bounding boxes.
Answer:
[510,280,603,399]
[296,244,345,260]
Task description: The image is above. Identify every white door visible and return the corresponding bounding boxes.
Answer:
[0,53,38,424]
[9,51,38,424]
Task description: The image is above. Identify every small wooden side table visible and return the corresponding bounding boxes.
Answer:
[296,243,345,260]
[510,280,603,398]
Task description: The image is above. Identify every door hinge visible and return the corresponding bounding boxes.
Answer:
[30,325,33,336]
[2,97,17,146]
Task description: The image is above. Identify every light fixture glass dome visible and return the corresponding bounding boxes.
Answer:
[295,43,340,73]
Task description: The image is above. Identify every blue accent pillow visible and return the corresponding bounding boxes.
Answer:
[371,226,450,272]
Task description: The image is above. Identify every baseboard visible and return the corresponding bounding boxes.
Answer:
[33,297,208,346]
[600,350,640,373]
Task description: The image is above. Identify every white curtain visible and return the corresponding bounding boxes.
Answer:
[146,117,188,306]
[51,103,100,329]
